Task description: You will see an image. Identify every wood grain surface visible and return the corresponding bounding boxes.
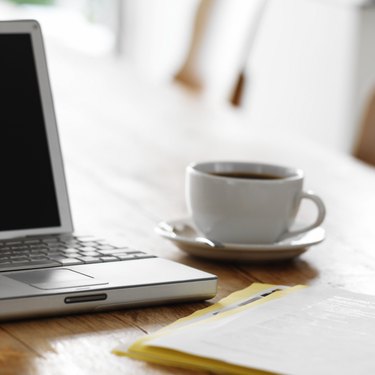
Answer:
[1,41,375,375]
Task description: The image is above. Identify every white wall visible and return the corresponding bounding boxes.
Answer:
[242,0,375,153]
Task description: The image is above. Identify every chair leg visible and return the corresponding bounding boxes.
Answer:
[354,89,375,166]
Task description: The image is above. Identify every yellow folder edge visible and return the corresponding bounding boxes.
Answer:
[113,283,305,374]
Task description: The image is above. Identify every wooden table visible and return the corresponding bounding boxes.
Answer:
[2,42,375,375]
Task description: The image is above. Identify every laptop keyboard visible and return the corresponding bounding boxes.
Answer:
[0,235,156,272]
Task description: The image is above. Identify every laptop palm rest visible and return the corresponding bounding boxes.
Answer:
[6,269,108,290]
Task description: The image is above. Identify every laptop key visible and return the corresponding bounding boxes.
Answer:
[29,255,49,260]
[30,248,49,253]
[23,239,41,244]
[116,254,136,260]
[42,238,60,243]
[77,242,97,247]
[133,254,157,260]
[61,247,78,254]
[78,251,99,257]
[56,258,83,266]
[10,250,29,255]
[96,245,116,250]
[77,256,101,264]
[76,237,102,243]
[122,250,145,255]
[78,246,96,251]
[64,254,81,259]
[0,260,60,272]
[30,244,48,248]
[98,248,133,255]
[10,256,29,261]
[5,241,22,246]
[11,245,29,250]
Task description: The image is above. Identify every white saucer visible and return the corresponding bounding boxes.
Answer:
[155,218,325,262]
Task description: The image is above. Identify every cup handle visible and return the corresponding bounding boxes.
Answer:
[279,190,326,241]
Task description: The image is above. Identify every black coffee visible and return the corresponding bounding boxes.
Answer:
[210,172,283,180]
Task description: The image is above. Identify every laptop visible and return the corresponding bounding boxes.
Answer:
[0,20,217,321]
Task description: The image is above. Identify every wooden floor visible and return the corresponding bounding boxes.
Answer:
[2,41,375,375]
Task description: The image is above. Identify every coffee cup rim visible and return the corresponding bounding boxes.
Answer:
[187,161,303,182]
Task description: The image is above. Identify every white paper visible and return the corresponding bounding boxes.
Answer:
[149,287,375,375]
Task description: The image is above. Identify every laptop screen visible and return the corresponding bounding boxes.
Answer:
[0,33,60,231]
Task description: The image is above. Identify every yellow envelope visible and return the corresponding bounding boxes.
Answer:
[113,283,304,374]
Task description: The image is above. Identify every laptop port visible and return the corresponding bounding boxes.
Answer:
[64,294,107,304]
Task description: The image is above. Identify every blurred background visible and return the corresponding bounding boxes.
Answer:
[1,0,375,165]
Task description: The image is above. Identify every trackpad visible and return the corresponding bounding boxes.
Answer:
[7,268,108,290]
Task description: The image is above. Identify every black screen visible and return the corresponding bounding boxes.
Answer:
[0,33,60,231]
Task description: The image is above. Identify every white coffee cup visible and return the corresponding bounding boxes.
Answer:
[186,161,326,244]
